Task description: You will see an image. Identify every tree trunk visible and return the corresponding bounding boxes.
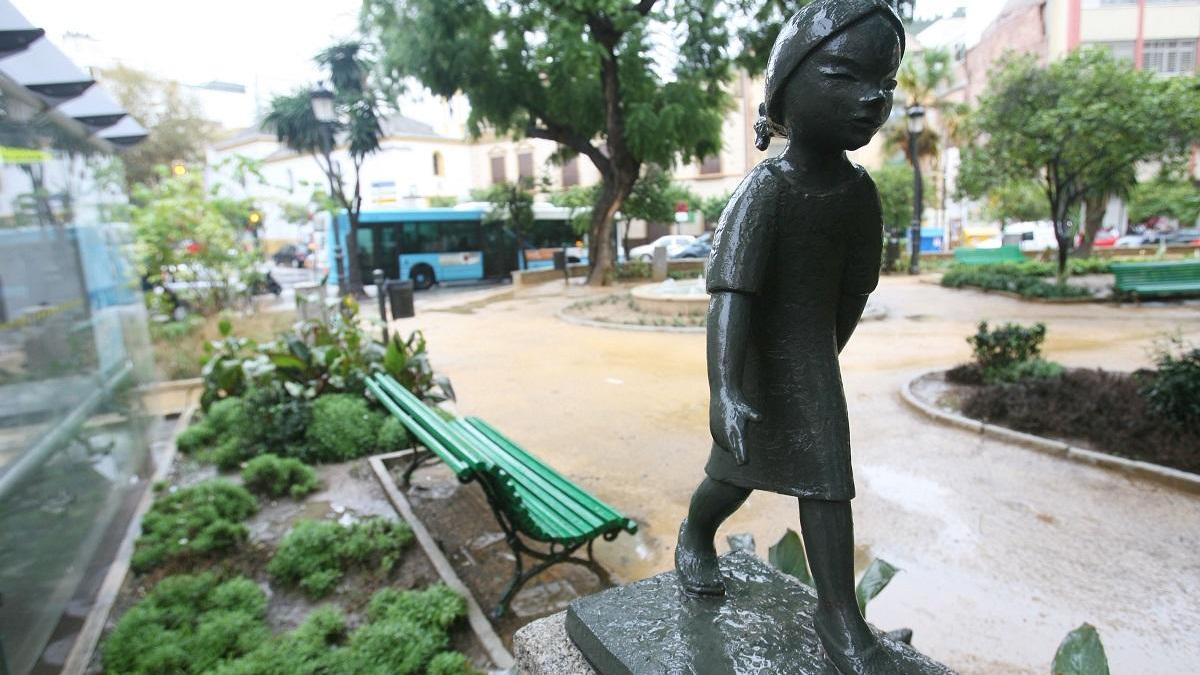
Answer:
[345,211,364,294]
[586,168,638,286]
[1053,217,1072,283]
[1074,192,1108,258]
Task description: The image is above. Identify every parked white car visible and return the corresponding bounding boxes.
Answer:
[629,235,696,262]
[1003,221,1058,251]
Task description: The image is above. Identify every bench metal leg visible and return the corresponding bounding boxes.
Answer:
[401,448,438,486]
[479,489,612,618]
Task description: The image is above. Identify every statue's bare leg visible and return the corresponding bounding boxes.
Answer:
[676,477,751,596]
[800,499,900,675]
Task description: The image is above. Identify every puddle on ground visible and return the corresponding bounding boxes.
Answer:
[510,579,579,617]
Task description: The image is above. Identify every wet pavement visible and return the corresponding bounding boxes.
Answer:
[390,275,1200,674]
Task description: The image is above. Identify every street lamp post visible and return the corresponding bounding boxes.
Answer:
[310,84,346,296]
[906,104,926,276]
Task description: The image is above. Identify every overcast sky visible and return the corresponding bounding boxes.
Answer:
[17,0,1008,99]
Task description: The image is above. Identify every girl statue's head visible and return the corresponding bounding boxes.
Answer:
[754,0,905,153]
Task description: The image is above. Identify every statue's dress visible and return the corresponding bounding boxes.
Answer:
[704,159,882,501]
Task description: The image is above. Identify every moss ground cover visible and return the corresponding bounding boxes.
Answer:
[268,517,415,597]
[103,574,477,675]
[131,481,257,573]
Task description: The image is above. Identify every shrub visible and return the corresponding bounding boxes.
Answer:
[986,358,1064,384]
[1140,339,1200,431]
[428,652,479,675]
[615,261,651,280]
[304,394,386,463]
[963,368,1200,474]
[241,454,320,499]
[268,518,414,597]
[102,573,268,674]
[176,422,216,454]
[106,578,471,675]
[968,321,1048,376]
[209,606,347,675]
[206,396,250,435]
[241,382,313,454]
[366,584,467,630]
[376,416,412,452]
[941,265,1093,299]
[132,480,257,573]
[332,585,469,675]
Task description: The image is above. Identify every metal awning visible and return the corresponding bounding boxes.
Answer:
[0,36,93,102]
[0,0,43,57]
[54,84,125,129]
[96,116,148,146]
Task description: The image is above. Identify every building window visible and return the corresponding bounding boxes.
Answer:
[1143,39,1196,76]
[1090,40,1136,64]
[490,154,506,184]
[517,150,535,181]
[432,151,444,176]
[699,155,722,175]
[561,157,579,187]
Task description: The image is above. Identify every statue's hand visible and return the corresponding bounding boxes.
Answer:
[710,389,761,466]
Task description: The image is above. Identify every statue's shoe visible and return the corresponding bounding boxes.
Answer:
[674,519,726,597]
[814,613,905,675]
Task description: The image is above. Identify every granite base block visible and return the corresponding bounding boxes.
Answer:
[563,552,955,675]
[513,612,597,675]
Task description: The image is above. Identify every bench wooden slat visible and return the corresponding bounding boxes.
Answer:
[1112,260,1200,295]
[450,419,608,536]
[373,374,622,542]
[366,378,473,478]
[953,245,1025,265]
[465,417,636,535]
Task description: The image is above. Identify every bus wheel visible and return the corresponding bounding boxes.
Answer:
[410,264,435,290]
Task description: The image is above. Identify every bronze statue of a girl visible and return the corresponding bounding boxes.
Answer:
[675,1,905,673]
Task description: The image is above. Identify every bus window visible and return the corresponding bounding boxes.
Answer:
[378,222,401,279]
[356,227,375,277]
[440,221,481,251]
[402,222,440,253]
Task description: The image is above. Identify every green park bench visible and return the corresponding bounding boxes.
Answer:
[952,245,1026,265]
[365,373,638,617]
[1112,260,1200,300]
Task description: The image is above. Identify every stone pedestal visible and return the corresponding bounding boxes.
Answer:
[549,552,954,675]
[651,246,668,281]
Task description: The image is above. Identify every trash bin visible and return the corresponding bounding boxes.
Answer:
[385,279,415,319]
[553,250,567,271]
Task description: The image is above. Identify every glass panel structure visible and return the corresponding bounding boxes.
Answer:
[0,84,155,675]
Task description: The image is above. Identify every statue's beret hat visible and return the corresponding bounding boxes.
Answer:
[756,0,905,149]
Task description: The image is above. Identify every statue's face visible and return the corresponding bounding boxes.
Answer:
[782,13,901,152]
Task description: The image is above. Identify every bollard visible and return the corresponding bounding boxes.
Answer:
[651,245,668,282]
[373,269,388,343]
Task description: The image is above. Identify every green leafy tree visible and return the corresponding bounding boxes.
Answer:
[473,180,537,269]
[872,161,926,234]
[262,41,383,294]
[699,192,731,229]
[99,64,217,189]
[958,50,1200,279]
[362,0,748,285]
[130,170,259,313]
[1127,177,1200,227]
[980,179,1047,226]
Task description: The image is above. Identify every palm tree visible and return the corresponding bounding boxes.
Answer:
[262,41,383,294]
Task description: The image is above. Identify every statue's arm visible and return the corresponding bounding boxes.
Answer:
[708,291,761,465]
[835,293,869,354]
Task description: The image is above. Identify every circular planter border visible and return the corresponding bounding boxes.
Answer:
[557,298,887,334]
[900,370,1200,495]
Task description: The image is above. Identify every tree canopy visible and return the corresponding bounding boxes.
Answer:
[100,65,217,189]
[362,0,755,284]
[872,161,928,233]
[261,41,384,293]
[957,49,1200,277]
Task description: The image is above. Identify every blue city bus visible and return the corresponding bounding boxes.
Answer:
[327,204,585,289]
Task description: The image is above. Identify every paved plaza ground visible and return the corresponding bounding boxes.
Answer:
[394,275,1200,674]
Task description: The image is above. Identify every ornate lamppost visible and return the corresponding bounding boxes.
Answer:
[906,104,926,275]
[309,83,346,296]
